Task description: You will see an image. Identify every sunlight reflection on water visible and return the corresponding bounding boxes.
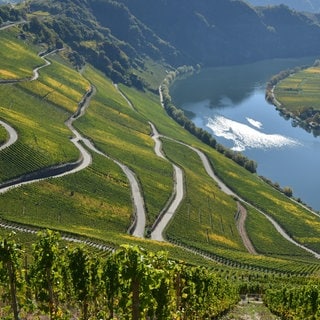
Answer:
[206,115,301,152]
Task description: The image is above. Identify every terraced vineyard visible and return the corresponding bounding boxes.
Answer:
[0,28,43,80]
[2,17,320,319]
[0,23,318,268]
[0,123,7,144]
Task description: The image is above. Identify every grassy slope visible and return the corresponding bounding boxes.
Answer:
[76,66,174,226]
[162,139,242,251]
[1,27,320,272]
[119,86,320,273]
[0,36,90,182]
[0,27,44,79]
[207,149,320,253]
[0,123,7,144]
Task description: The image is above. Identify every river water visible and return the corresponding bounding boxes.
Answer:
[170,57,320,211]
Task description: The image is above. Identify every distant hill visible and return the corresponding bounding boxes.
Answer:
[6,0,320,86]
[119,0,320,65]
[246,0,320,13]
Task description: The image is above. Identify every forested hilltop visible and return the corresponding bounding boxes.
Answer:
[4,0,320,87]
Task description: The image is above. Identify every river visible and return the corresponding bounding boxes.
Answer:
[170,57,320,211]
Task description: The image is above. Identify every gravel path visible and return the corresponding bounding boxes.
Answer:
[235,202,257,255]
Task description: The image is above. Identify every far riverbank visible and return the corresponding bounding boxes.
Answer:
[170,57,320,211]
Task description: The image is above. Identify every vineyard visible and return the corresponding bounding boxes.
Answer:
[274,66,320,112]
[0,28,43,80]
[2,231,320,320]
[75,66,175,225]
[265,284,320,319]
[0,231,239,319]
[2,13,320,320]
[0,123,7,145]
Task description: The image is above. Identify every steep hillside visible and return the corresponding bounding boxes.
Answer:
[119,0,320,65]
[2,20,320,267]
[9,0,320,83]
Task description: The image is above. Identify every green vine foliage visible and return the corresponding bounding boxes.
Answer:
[0,233,24,320]
[0,231,240,319]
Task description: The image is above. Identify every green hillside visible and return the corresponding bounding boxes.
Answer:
[1,1,320,318]
[0,0,320,276]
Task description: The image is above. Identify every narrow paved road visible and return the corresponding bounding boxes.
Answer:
[114,83,135,111]
[149,122,255,249]
[0,20,25,31]
[151,163,184,241]
[81,136,146,238]
[149,122,184,241]
[0,120,18,151]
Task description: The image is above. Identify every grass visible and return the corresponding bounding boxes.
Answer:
[18,56,90,114]
[0,83,78,182]
[1,27,320,272]
[275,66,320,112]
[0,27,44,80]
[202,147,320,254]
[0,152,132,241]
[120,84,200,143]
[162,139,243,251]
[133,58,170,92]
[77,66,174,226]
[0,122,8,145]
[0,40,91,182]
[245,205,312,258]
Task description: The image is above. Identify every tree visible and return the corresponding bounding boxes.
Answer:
[244,159,257,173]
[283,186,293,197]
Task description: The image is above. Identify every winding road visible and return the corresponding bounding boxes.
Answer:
[0,47,146,238]
[0,119,18,151]
[1,23,320,260]
[148,122,255,252]
[149,122,184,241]
[0,84,93,194]
[151,85,320,259]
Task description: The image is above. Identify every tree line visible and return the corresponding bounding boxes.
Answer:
[265,63,320,134]
[160,67,257,173]
[0,4,25,25]
[0,230,239,319]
